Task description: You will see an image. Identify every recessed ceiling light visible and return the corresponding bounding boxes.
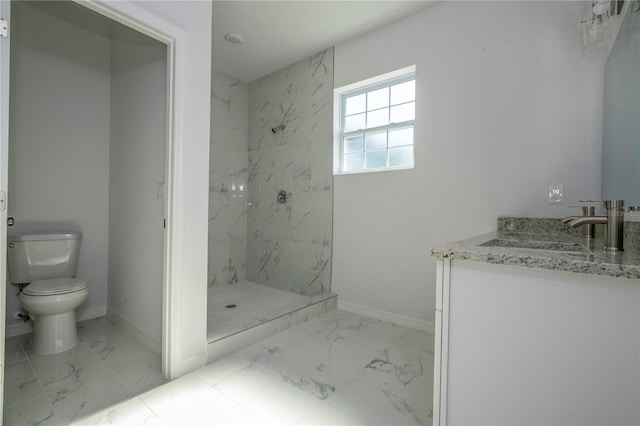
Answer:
[224,33,244,46]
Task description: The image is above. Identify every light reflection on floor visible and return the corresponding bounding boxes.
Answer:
[77,309,434,425]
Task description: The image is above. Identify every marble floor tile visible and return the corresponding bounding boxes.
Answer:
[113,355,168,395]
[2,396,59,426]
[5,335,27,365]
[325,377,426,426]
[355,331,434,425]
[237,327,379,394]
[4,317,166,426]
[4,360,46,409]
[213,364,327,425]
[193,354,252,386]
[49,372,133,424]
[12,333,32,349]
[88,332,158,371]
[77,317,125,344]
[21,309,433,426]
[28,343,108,393]
[296,309,413,352]
[296,403,369,425]
[70,397,158,426]
[140,374,260,425]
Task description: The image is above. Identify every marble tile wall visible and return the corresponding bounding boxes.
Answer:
[246,48,334,297]
[208,70,249,289]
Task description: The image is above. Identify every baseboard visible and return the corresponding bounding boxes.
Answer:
[6,305,107,337]
[77,305,107,322]
[106,307,161,354]
[6,322,32,337]
[337,300,435,333]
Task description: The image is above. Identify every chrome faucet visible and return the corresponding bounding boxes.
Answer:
[562,206,596,239]
[564,200,624,252]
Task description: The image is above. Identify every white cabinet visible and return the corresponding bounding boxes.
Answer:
[433,259,640,425]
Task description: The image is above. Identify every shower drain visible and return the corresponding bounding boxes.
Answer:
[225,304,237,309]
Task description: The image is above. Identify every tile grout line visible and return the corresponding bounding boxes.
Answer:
[4,319,156,425]
[81,325,166,400]
[12,321,136,424]
[19,338,62,425]
[83,328,145,397]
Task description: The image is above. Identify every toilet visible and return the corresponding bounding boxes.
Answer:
[7,232,89,355]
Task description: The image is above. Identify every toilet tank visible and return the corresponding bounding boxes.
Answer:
[7,232,82,284]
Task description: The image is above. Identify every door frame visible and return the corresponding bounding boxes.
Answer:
[0,0,206,396]
[0,0,10,418]
[73,0,184,379]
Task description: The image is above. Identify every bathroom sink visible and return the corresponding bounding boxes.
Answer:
[479,239,592,254]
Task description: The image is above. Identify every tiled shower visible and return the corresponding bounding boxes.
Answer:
[207,49,335,341]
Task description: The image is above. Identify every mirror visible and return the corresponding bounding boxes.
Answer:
[602,4,640,207]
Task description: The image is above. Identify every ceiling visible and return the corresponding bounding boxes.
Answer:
[212,0,435,83]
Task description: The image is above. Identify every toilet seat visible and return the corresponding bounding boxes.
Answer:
[23,278,88,296]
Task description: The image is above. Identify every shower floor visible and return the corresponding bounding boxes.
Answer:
[207,281,333,342]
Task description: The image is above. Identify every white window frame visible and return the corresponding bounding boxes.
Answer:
[333,65,416,175]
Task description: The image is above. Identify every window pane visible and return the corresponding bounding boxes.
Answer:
[390,102,415,123]
[344,135,364,154]
[365,150,387,169]
[339,72,416,174]
[391,80,415,105]
[345,93,366,115]
[389,146,414,167]
[344,152,364,171]
[365,130,387,151]
[367,87,389,110]
[367,108,389,128]
[344,113,365,132]
[388,127,413,147]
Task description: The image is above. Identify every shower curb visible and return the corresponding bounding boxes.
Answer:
[206,293,337,363]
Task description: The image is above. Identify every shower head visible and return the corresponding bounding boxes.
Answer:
[271,124,286,134]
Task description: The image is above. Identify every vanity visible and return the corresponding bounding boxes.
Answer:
[431,217,640,425]
[429,2,640,423]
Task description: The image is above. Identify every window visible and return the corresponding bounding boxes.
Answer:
[335,67,416,174]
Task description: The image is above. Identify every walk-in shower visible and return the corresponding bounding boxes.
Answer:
[207,49,335,357]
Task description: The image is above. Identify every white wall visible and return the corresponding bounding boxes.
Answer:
[332,1,608,324]
[108,23,166,351]
[7,1,111,328]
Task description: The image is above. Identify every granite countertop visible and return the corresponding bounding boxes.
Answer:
[430,217,640,279]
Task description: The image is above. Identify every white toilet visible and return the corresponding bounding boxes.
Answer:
[7,232,89,355]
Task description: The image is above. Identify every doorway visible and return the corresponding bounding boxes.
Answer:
[0,0,214,419]
[7,0,168,344]
[2,0,172,421]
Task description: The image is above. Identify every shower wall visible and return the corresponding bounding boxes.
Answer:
[246,48,334,297]
[208,70,249,289]
[208,49,334,297]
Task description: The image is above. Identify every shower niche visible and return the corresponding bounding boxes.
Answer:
[207,49,336,360]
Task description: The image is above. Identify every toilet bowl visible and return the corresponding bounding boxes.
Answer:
[8,232,90,355]
[19,278,89,354]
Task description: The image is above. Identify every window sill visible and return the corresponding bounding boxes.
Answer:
[333,165,414,176]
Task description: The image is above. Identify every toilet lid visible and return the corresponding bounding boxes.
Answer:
[23,278,88,296]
